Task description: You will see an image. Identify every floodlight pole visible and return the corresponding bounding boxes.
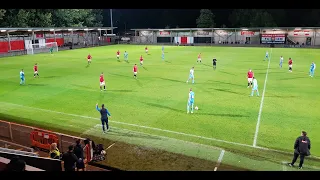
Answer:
[110,9,113,34]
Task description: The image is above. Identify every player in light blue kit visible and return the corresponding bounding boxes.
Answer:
[250,77,259,97]
[187,88,195,114]
[161,51,164,60]
[162,46,164,52]
[279,56,284,68]
[264,51,269,61]
[186,67,195,84]
[20,69,25,85]
[124,51,128,61]
[309,61,316,77]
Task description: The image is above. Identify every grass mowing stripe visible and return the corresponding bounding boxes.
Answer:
[4,101,320,161]
[253,48,272,147]
[0,101,252,148]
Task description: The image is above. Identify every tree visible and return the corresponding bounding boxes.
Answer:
[0,9,5,20]
[250,10,277,27]
[229,9,277,27]
[196,9,215,28]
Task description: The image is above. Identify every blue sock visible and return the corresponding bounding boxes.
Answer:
[256,90,260,96]
[191,104,194,112]
[250,90,254,96]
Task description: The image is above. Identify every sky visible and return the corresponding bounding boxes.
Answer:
[103,9,232,31]
[102,9,317,32]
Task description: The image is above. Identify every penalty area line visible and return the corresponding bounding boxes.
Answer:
[253,48,272,147]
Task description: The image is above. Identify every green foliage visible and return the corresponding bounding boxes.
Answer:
[0,9,103,27]
[196,9,215,28]
[0,9,5,20]
[229,9,277,27]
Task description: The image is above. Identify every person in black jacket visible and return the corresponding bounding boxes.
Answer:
[73,139,85,171]
[96,103,111,133]
[61,145,78,171]
[288,131,311,169]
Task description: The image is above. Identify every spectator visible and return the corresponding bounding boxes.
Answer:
[4,156,26,171]
[74,139,86,171]
[61,145,78,171]
[288,131,311,169]
[49,143,61,160]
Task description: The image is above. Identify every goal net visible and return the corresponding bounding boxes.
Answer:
[26,42,58,55]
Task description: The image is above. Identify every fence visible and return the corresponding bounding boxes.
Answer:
[0,120,92,158]
[130,27,320,47]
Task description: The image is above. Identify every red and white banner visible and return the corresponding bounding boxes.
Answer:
[289,30,313,36]
[240,31,256,36]
[157,31,171,36]
[35,34,44,38]
[193,31,213,37]
[261,34,286,44]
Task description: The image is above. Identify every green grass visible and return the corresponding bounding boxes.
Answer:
[0,45,320,170]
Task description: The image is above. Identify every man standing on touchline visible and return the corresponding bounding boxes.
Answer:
[96,103,111,133]
[288,131,311,169]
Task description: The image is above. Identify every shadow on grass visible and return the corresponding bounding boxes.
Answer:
[210,80,244,88]
[158,77,184,83]
[42,76,59,79]
[136,80,143,87]
[202,63,212,67]
[108,73,130,78]
[209,88,245,96]
[142,66,148,71]
[164,61,171,63]
[219,71,237,76]
[279,76,306,80]
[27,84,47,86]
[107,90,135,93]
[264,94,297,98]
[141,102,248,118]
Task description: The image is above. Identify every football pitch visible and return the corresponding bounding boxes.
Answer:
[0,44,320,171]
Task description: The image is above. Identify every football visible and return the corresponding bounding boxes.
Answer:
[101,150,106,155]
[195,106,198,110]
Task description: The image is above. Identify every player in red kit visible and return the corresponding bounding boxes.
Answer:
[133,64,138,79]
[140,55,143,66]
[87,54,92,65]
[99,72,106,91]
[288,58,293,72]
[116,50,120,60]
[247,69,254,88]
[33,63,39,78]
[145,46,148,54]
[197,53,202,63]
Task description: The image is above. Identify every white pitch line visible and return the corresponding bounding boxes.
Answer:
[253,48,272,147]
[282,161,287,171]
[214,150,225,171]
[1,101,320,161]
[106,143,116,150]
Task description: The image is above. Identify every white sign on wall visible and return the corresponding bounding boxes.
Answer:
[193,31,213,36]
[140,31,153,36]
[177,32,191,36]
[215,30,233,36]
[288,29,313,37]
